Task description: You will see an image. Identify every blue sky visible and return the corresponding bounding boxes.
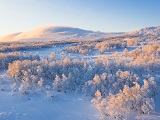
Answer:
[0,0,160,36]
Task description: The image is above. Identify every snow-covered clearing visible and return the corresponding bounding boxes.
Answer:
[0,91,100,120]
[0,73,100,120]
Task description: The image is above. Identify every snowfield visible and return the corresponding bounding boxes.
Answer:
[0,91,100,120]
[0,26,160,120]
[0,73,100,120]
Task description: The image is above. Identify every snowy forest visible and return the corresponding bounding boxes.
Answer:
[0,30,160,120]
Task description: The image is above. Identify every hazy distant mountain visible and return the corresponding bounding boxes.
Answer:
[0,26,107,42]
[1,25,159,42]
[126,26,160,38]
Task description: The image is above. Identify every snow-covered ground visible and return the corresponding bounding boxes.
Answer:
[21,43,136,61]
[0,92,100,120]
[0,73,100,120]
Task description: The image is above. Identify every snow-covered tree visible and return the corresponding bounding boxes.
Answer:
[53,75,62,92]
[50,52,56,60]
[122,48,128,57]
[38,78,43,87]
